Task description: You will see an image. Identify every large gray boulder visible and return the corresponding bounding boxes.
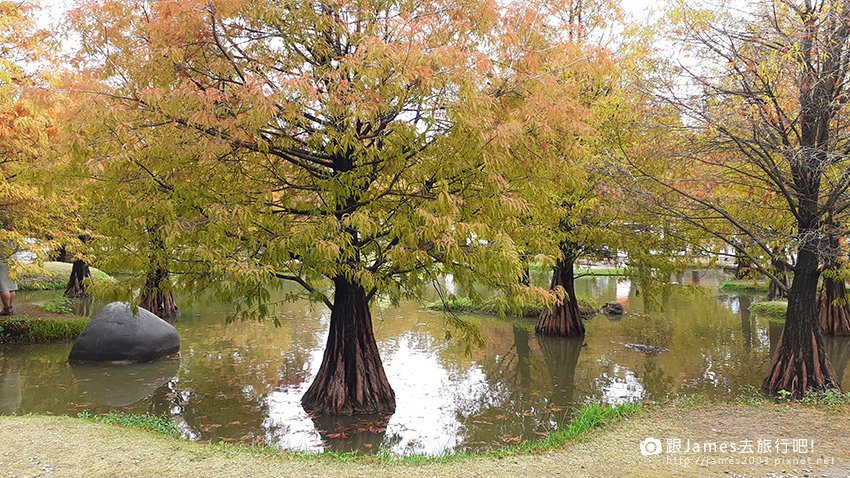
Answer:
[69,302,180,363]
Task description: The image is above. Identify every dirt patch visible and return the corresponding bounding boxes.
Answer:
[0,404,848,477]
[4,303,76,321]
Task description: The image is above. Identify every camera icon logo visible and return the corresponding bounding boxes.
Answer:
[640,437,663,456]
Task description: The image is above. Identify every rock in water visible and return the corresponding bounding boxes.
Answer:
[601,301,625,315]
[69,302,180,363]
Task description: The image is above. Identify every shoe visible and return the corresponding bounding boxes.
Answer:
[0,307,12,316]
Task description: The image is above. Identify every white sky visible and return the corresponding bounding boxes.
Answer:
[35,0,663,31]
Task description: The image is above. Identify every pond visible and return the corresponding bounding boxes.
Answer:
[2,270,849,456]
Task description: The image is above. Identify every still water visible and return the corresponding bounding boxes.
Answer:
[2,271,849,455]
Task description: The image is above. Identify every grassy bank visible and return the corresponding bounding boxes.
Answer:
[73,403,639,464]
[0,315,88,343]
[425,295,603,319]
[77,412,182,437]
[18,261,114,291]
[0,297,88,343]
[750,300,788,320]
[3,402,849,477]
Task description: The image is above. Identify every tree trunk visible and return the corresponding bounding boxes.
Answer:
[301,277,395,415]
[768,279,787,300]
[763,249,838,397]
[767,258,788,300]
[536,250,584,337]
[734,254,750,280]
[818,276,850,336]
[53,245,70,263]
[139,268,179,320]
[64,260,91,298]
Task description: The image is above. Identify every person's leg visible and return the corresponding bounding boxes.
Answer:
[0,291,9,308]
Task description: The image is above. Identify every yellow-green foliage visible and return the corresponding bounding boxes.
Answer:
[67,0,629,318]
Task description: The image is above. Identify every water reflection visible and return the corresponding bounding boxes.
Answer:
[0,365,21,413]
[2,273,849,455]
[71,359,179,407]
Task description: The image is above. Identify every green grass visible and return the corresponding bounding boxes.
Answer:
[40,294,75,314]
[734,385,771,405]
[750,300,787,320]
[800,389,850,408]
[0,316,89,343]
[573,267,628,277]
[720,280,769,294]
[78,412,182,437]
[734,384,850,409]
[426,295,602,319]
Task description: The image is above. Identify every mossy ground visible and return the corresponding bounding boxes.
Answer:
[719,280,770,294]
[750,300,788,320]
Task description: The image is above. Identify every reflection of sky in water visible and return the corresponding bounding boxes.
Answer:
[263,325,498,455]
[597,364,645,405]
[616,280,631,301]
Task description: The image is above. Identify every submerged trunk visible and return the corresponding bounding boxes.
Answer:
[763,249,838,397]
[301,277,395,415]
[536,250,584,337]
[819,276,850,336]
[139,268,179,320]
[64,260,91,298]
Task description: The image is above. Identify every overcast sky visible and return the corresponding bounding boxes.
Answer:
[36,0,664,30]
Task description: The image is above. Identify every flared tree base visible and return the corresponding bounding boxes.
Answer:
[301,277,395,415]
[763,329,838,398]
[819,278,850,336]
[64,260,91,299]
[535,299,585,337]
[536,252,584,338]
[140,290,180,320]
